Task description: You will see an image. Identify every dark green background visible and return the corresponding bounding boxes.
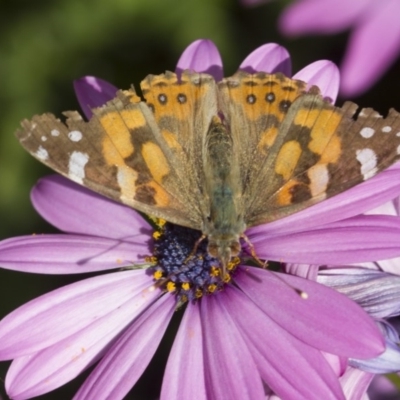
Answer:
[1,0,400,398]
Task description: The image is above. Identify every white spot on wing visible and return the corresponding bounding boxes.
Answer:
[68,130,83,142]
[359,127,375,138]
[68,151,89,184]
[356,148,378,180]
[36,146,48,160]
[51,129,60,136]
[41,136,47,141]
[117,165,138,200]
[382,126,392,133]
[307,164,329,198]
[397,144,400,155]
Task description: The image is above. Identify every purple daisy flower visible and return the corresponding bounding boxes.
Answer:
[1,39,400,399]
[318,266,400,398]
[279,0,400,97]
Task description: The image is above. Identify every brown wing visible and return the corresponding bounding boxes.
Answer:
[219,71,400,226]
[15,71,218,229]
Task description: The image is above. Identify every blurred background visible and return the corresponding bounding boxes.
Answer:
[1,0,400,398]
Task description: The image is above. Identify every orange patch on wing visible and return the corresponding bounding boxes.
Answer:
[226,74,306,122]
[275,140,302,180]
[258,126,279,153]
[120,109,147,130]
[143,181,172,207]
[100,111,137,165]
[307,110,342,163]
[141,141,170,183]
[275,180,299,206]
[161,129,183,151]
[141,72,209,122]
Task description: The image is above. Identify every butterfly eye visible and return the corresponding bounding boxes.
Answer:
[246,94,257,104]
[207,243,218,258]
[229,241,241,257]
[265,92,275,103]
[177,93,187,104]
[158,94,168,105]
[279,99,292,113]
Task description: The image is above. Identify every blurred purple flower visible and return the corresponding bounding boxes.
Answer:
[368,375,399,400]
[1,39,400,399]
[279,0,400,97]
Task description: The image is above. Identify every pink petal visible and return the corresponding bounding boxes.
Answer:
[201,295,265,400]
[73,76,118,119]
[239,43,291,76]
[0,270,156,360]
[161,302,207,400]
[340,0,400,96]
[224,287,345,399]
[74,294,175,400]
[175,39,223,81]
[339,367,373,400]
[284,263,319,280]
[293,60,340,102]
[279,0,369,35]
[31,175,152,239]
[250,215,400,265]
[0,234,150,274]
[235,267,384,358]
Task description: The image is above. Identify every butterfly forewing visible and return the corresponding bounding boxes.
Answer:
[140,71,219,221]
[242,93,400,226]
[16,85,205,229]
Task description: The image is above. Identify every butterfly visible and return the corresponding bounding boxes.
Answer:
[16,70,400,275]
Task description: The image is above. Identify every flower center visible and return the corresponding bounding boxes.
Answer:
[149,220,240,303]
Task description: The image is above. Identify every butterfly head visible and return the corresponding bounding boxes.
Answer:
[207,234,241,278]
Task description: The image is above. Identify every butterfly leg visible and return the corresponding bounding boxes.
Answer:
[184,234,207,264]
[240,233,268,269]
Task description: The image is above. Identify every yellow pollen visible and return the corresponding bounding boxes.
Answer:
[195,289,203,298]
[210,266,220,277]
[223,274,231,284]
[180,295,188,303]
[116,259,123,264]
[228,257,240,270]
[149,217,167,227]
[152,231,162,240]
[181,282,190,291]
[208,284,217,293]
[153,270,163,280]
[166,282,176,292]
[145,256,158,264]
